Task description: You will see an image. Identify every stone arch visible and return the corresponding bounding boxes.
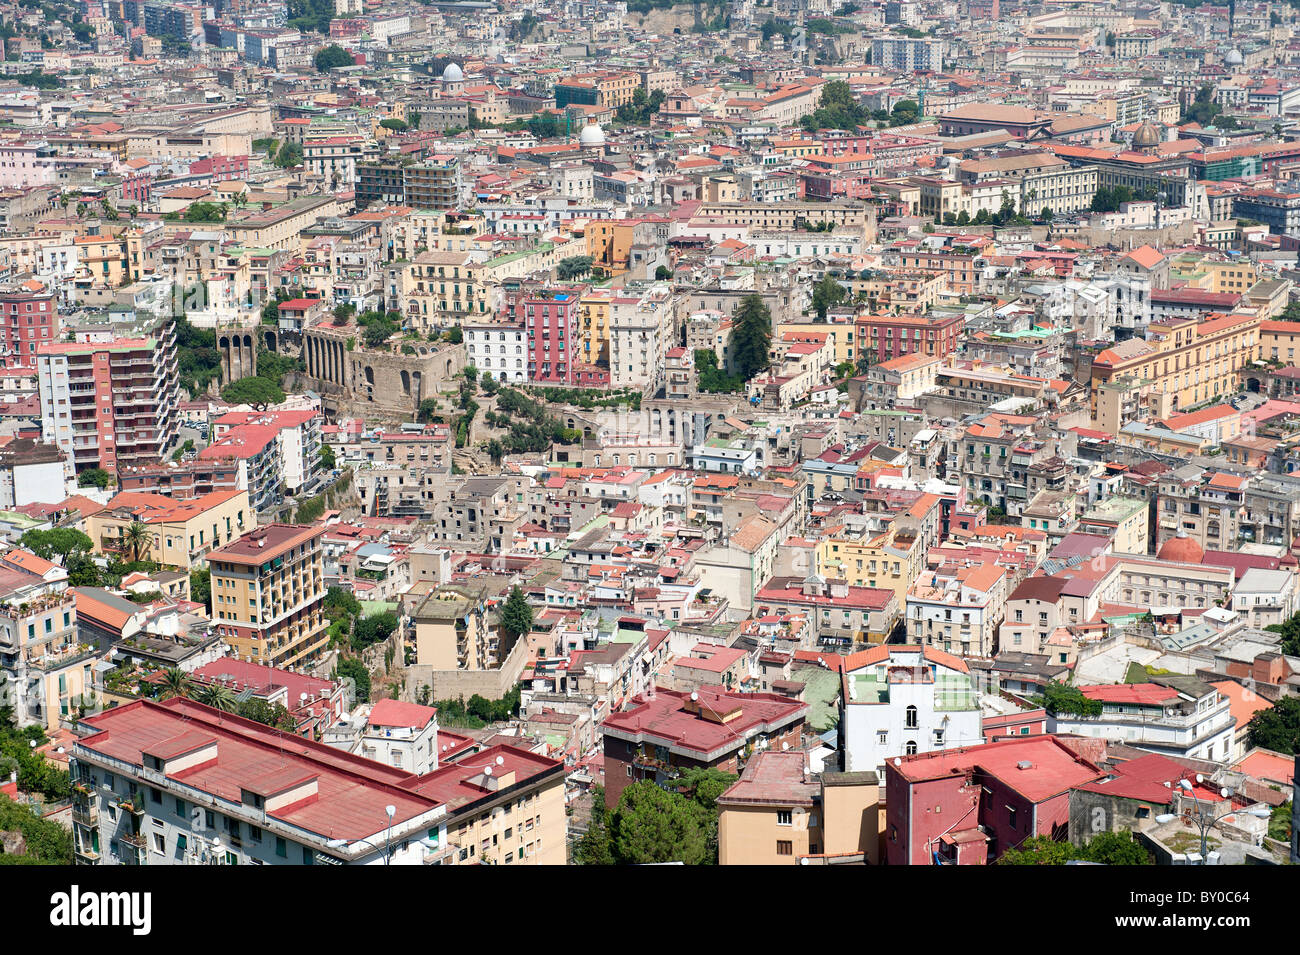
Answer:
[401,370,412,395]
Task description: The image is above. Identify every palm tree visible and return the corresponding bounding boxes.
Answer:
[193,683,237,712]
[158,667,190,701]
[122,521,150,563]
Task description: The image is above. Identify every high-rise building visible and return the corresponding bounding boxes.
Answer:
[0,283,57,369]
[36,323,180,476]
[208,524,328,669]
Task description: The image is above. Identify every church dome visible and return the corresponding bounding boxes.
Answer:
[1132,121,1161,149]
[1157,530,1204,565]
[579,122,606,147]
[441,62,464,82]
[1226,48,1244,66]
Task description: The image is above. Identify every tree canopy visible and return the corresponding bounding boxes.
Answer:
[728,294,772,382]
[18,528,93,563]
[221,375,285,406]
[499,585,534,639]
[1246,696,1300,755]
[609,781,711,865]
[314,44,354,72]
[800,79,869,132]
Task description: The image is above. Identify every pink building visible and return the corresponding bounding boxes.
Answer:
[884,735,1103,865]
[1,285,56,369]
[525,287,583,384]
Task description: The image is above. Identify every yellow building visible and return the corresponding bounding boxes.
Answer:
[579,288,613,366]
[416,749,569,865]
[208,523,328,669]
[407,583,493,671]
[717,752,880,865]
[775,318,858,366]
[817,526,924,610]
[1089,313,1260,417]
[85,489,252,570]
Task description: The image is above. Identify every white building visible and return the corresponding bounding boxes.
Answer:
[1230,568,1298,630]
[463,319,527,383]
[1048,678,1235,764]
[354,698,442,775]
[840,645,983,776]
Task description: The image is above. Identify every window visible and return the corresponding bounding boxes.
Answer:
[776,810,792,826]
[905,705,918,728]
[275,837,287,858]
[905,740,917,755]
[1008,806,1018,828]
[776,840,792,856]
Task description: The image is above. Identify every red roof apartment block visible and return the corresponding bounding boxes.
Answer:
[884,735,1104,865]
[600,686,808,809]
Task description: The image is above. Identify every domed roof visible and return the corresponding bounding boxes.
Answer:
[1226,48,1244,66]
[579,122,605,147]
[441,62,464,82]
[1158,530,1204,565]
[1132,121,1161,148]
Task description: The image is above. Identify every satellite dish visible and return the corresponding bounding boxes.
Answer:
[690,691,698,701]
[1196,773,1204,784]
[484,766,493,776]
[495,755,504,766]
[893,757,902,766]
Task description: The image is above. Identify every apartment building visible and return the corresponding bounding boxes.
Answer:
[524,287,583,385]
[717,751,881,865]
[609,286,673,390]
[905,563,1008,658]
[85,489,252,570]
[37,325,181,476]
[1048,677,1235,764]
[208,524,328,669]
[403,155,464,211]
[601,686,808,809]
[0,550,94,731]
[464,318,527,383]
[70,698,566,866]
[0,283,57,369]
[406,583,495,672]
[840,645,982,776]
[855,312,963,364]
[1089,313,1260,417]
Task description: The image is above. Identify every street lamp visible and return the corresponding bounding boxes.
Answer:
[326,804,399,865]
[1169,776,1271,863]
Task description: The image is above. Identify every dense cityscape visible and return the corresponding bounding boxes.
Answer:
[0,0,1293,879]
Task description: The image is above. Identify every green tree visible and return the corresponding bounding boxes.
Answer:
[695,349,744,393]
[574,784,615,865]
[273,141,303,169]
[190,568,211,610]
[314,44,354,72]
[193,682,237,712]
[121,520,150,563]
[557,255,594,280]
[18,528,93,563]
[417,398,440,422]
[801,79,868,132]
[77,467,111,489]
[610,782,710,865]
[238,698,297,731]
[1083,831,1152,865]
[997,835,1073,864]
[1040,680,1102,717]
[811,273,847,320]
[1246,696,1300,755]
[728,294,772,381]
[158,667,190,701]
[221,376,285,406]
[0,794,72,863]
[499,585,534,639]
[335,657,371,703]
